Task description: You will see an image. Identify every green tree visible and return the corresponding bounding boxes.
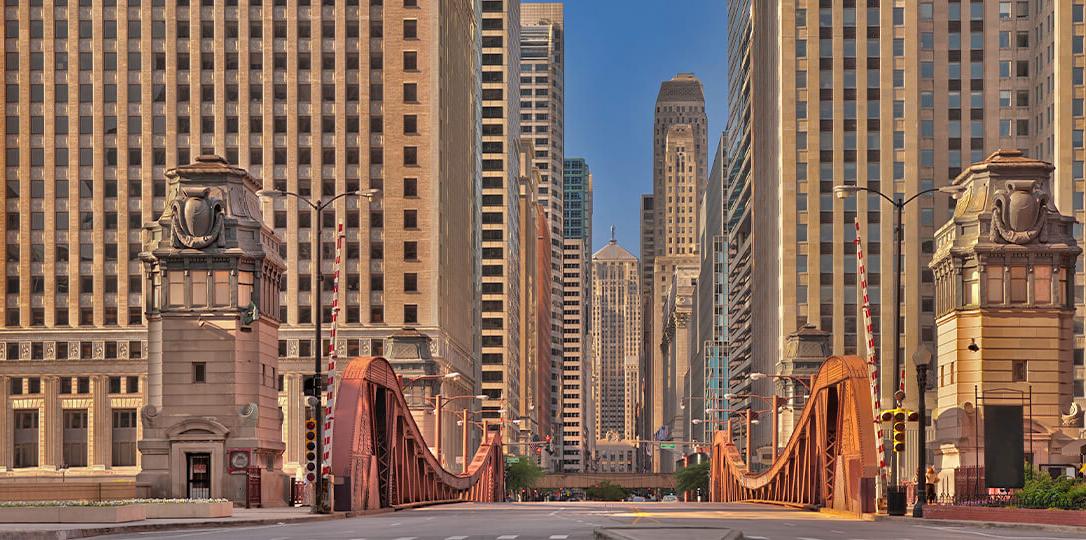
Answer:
[585,481,628,501]
[674,461,709,496]
[505,457,544,493]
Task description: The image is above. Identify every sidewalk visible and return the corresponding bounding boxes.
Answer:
[0,506,344,540]
[875,514,1086,535]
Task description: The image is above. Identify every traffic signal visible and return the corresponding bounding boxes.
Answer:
[304,413,319,484]
[892,409,907,452]
[880,409,895,423]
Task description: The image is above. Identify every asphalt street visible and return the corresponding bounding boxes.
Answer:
[99,501,1086,540]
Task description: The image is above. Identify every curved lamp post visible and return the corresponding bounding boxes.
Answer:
[257,187,379,513]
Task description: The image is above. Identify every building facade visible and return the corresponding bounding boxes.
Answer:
[643,76,707,471]
[692,133,728,445]
[590,237,640,443]
[0,0,480,485]
[478,0,524,436]
[519,2,564,448]
[559,157,592,472]
[726,0,1086,456]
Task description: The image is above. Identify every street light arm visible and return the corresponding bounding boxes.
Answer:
[900,186,945,207]
[317,189,377,211]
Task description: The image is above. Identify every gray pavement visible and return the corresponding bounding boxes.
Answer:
[91,501,1086,540]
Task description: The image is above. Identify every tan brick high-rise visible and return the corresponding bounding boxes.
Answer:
[727,0,1086,461]
[0,0,480,489]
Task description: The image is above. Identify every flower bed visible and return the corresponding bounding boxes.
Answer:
[0,498,231,522]
[139,499,233,519]
[0,502,145,523]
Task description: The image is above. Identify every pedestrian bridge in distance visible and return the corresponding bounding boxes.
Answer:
[535,473,675,490]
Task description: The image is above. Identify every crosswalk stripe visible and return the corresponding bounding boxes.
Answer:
[549,536,569,539]
[444,537,468,540]
[497,536,519,540]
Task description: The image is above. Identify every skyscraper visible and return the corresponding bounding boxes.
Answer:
[727,0,1086,461]
[478,0,525,438]
[560,157,592,472]
[642,74,707,471]
[591,237,640,442]
[0,0,480,481]
[519,2,565,448]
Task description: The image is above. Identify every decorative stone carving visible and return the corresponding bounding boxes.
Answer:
[288,339,298,357]
[93,341,104,360]
[141,404,159,427]
[19,342,29,360]
[0,345,7,360]
[44,341,55,361]
[1061,402,1083,427]
[118,341,129,359]
[360,340,370,355]
[68,341,80,360]
[239,403,258,427]
[171,186,225,249]
[990,180,1048,245]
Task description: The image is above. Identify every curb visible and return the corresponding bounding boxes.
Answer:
[873,514,1086,535]
[594,526,743,540]
[0,512,344,540]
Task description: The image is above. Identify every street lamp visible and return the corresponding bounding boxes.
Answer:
[912,346,933,518]
[725,392,786,463]
[427,394,486,469]
[257,187,379,513]
[832,183,963,487]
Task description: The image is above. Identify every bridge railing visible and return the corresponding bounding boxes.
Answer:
[330,357,505,511]
[709,355,878,516]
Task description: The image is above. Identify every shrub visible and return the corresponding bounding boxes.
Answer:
[1017,464,1086,510]
[585,481,628,501]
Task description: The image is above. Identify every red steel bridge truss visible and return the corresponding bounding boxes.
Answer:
[330,356,505,511]
[710,355,879,516]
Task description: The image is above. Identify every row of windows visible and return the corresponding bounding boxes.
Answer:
[4,341,144,360]
[12,408,137,469]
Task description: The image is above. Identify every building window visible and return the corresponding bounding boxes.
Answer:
[13,409,38,468]
[404,304,418,324]
[404,273,418,292]
[63,409,88,467]
[1012,360,1027,382]
[404,241,418,261]
[111,409,137,466]
[404,209,418,229]
[193,362,207,383]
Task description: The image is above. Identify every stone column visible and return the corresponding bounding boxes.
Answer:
[0,375,9,471]
[91,375,110,468]
[43,376,61,469]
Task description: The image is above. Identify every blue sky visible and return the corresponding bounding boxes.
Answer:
[553,0,728,256]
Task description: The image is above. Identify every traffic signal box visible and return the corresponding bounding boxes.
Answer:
[880,408,920,453]
[304,413,319,483]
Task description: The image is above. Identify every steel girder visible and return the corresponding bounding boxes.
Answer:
[330,357,505,511]
[709,355,878,516]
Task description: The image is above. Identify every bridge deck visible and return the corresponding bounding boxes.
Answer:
[534,473,674,489]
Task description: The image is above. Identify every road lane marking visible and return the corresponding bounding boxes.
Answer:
[797,537,825,540]
[745,537,768,540]
[444,537,468,540]
[391,537,417,540]
[549,536,569,539]
[497,536,519,540]
[918,526,1076,540]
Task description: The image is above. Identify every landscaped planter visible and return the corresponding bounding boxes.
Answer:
[142,500,233,519]
[0,504,145,523]
[926,504,1086,527]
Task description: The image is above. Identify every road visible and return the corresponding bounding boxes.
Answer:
[101,501,1085,540]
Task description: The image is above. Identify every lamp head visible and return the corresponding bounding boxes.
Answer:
[256,189,285,199]
[968,338,980,352]
[723,393,736,400]
[833,185,860,200]
[938,184,968,199]
[444,372,462,380]
[358,188,381,200]
[749,372,767,381]
[475,394,488,400]
[913,345,933,367]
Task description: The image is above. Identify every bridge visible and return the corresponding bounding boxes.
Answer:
[709,355,878,516]
[324,354,878,516]
[330,356,505,511]
[535,473,675,490]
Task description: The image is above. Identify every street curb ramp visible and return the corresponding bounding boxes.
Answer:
[595,526,744,540]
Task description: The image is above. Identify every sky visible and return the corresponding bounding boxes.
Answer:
[553,0,729,256]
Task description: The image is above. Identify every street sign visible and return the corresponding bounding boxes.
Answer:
[505,456,520,464]
[660,443,676,450]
